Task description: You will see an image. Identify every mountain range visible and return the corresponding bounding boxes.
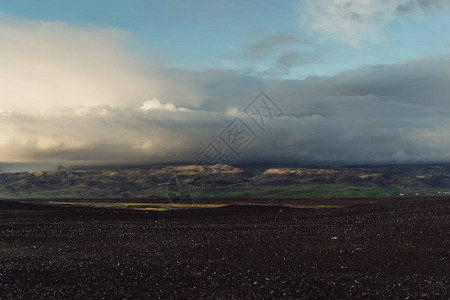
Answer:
[1,163,450,199]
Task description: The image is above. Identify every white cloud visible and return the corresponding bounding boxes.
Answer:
[140,99,187,111]
[300,0,450,44]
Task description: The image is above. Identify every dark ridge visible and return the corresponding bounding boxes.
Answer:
[0,199,60,210]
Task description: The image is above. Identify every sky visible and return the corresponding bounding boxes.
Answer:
[1,0,450,171]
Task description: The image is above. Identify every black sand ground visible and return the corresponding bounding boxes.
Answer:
[0,197,449,299]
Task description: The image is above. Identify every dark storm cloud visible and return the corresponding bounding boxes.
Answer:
[168,54,450,165]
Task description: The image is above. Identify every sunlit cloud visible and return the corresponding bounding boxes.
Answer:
[140,99,188,111]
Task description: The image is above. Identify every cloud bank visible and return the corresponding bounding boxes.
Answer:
[1,13,450,167]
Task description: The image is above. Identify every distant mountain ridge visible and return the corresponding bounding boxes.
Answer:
[1,163,450,198]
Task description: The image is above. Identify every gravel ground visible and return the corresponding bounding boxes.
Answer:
[0,197,449,299]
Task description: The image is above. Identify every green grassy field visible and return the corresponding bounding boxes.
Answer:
[163,184,402,198]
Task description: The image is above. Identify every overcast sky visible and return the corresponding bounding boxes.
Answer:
[1,0,450,171]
